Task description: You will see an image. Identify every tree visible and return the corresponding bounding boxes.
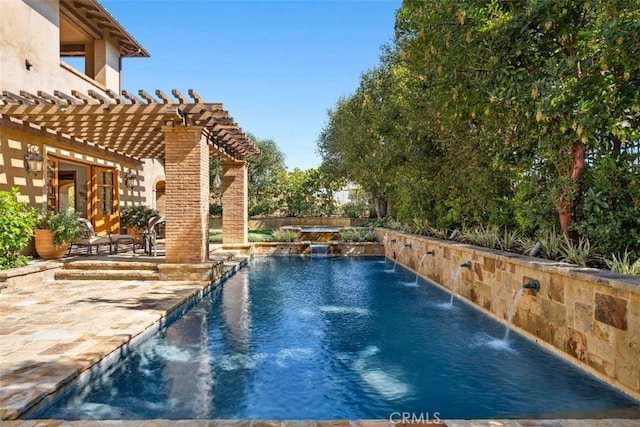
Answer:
[246,135,287,216]
[209,134,287,216]
[395,0,640,242]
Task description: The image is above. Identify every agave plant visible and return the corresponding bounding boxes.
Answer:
[499,228,523,252]
[536,227,564,261]
[605,250,640,276]
[560,236,594,267]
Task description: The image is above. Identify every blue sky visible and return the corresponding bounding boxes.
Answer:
[101,0,401,170]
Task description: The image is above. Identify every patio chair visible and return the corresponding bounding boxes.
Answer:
[143,215,165,256]
[68,218,112,255]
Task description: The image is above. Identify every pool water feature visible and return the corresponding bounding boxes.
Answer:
[298,226,340,242]
[32,257,639,420]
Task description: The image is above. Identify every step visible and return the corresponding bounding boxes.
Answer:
[55,269,161,281]
[63,260,159,271]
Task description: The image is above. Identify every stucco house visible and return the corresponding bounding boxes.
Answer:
[0,0,258,263]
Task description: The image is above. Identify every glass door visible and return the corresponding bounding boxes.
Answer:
[92,166,119,234]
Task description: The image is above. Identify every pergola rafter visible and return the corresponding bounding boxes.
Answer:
[0,88,259,162]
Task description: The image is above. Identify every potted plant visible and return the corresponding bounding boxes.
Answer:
[120,205,158,243]
[34,209,84,259]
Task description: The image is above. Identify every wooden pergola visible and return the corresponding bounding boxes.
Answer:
[0,88,259,162]
[1,88,259,262]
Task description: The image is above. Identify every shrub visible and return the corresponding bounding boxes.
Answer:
[0,189,38,269]
[272,229,299,242]
[209,203,222,216]
[209,230,222,243]
[338,228,378,242]
[120,205,158,230]
[341,201,369,219]
[249,232,273,242]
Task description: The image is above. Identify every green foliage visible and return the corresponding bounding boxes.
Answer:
[560,236,594,267]
[341,201,370,219]
[0,189,38,269]
[249,230,274,243]
[247,136,287,216]
[459,224,501,249]
[338,228,378,242]
[38,209,84,246]
[271,229,299,242]
[537,227,565,261]
[120,205,158,230]
[605,251,640,276]
[209,203,222,216]
[574,154,640,257]
[249,200,277,217]
[209,230,222,243]
[499,228,523,253]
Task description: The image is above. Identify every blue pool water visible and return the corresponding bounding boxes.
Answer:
[34,257,638,420]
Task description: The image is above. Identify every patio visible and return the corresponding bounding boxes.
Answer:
[0,252,247,421]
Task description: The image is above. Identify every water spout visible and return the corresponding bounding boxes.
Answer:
[503,287,526,342]
[523,280,540,293]
[393,246,409,272]
[460,261,472,269]
[404,243,412,248]
[414,252,432,285]
[426,249,435,256]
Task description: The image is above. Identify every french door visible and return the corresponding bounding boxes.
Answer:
[92,166,119,234]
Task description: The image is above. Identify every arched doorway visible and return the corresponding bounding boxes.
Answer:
[155,180,166,215]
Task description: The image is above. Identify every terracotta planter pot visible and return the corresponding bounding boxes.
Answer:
[34,229,68,259]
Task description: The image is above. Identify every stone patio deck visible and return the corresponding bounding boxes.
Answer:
[0,254,638,427]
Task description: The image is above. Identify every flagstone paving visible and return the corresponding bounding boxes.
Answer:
[0,256,244,421]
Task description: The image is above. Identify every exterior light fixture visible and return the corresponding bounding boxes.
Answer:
[213,173,222,188]
[23,145,44,176]
[124,169,137,189]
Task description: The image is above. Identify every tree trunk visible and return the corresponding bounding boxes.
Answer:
[556,141,586,244]
[373,195,387,218]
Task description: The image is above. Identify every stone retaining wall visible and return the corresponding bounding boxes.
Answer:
[252,242,384,256]
[377,229,640,401]
[0,261,62,291]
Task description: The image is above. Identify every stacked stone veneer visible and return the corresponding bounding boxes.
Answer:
[378,229,640,401]
[163,126,209,263]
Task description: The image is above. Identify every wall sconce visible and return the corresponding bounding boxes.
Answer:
[23,145,44,176]
[124,169,137,189]
[213,173,222,188]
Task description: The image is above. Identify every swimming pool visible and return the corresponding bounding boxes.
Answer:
[32,257,639,420]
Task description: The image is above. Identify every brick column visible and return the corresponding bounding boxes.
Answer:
[222,159,248,244]
[163,125,209,263]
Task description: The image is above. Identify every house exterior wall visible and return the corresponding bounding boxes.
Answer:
[0,0,160,218]
[0,1,121,93]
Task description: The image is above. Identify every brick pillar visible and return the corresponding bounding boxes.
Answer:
[222,159,248,244]
[163,125,209,263]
